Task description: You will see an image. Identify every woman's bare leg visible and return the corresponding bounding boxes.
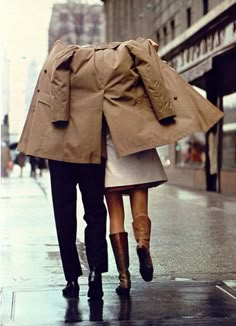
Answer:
[129,188,148,219]
[105,191,125,234]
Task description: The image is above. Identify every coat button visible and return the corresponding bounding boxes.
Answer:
[174,96,177,100]
[44,69,47,74]
[37,89,40,92]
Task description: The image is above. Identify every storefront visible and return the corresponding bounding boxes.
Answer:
[158,0,236,193]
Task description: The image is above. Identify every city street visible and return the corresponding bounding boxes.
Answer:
[1,0,236,325]
[1,163,236,325]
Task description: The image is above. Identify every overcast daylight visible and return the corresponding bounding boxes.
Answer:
[0,0,102,63]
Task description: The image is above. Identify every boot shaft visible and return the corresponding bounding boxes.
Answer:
[132,215,151,249]
[109,232,131,291]
[109,232,129,270]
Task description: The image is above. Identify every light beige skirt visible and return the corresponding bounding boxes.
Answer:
[105,133,167,192]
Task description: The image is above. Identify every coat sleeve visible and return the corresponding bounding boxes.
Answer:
[50,49,76,124]
[126,39,176,122]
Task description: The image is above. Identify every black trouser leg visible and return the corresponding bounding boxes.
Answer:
[48,160,82,281]
[78,160,108,273]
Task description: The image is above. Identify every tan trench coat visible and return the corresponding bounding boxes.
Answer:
[17,38,223,163]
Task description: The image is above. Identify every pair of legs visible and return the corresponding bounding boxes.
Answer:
[106,188,148,234]
[105,187,153,296]
[48,159,108,299]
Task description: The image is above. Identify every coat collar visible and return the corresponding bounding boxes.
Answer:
[82,42,121,50]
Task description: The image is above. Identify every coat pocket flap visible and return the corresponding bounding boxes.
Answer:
[37,92,51,106]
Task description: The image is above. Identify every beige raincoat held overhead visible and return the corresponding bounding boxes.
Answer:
[18,38,223,163]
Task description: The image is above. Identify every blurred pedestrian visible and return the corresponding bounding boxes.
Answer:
[29,156,37,177]
[37,158,47,177]
[1,142,13,177]
[15,152,26,177]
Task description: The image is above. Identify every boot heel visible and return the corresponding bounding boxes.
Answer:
[87,270,103,299]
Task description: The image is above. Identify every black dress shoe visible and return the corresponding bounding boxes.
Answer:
[87,269,103,300]
[62,281,79,298]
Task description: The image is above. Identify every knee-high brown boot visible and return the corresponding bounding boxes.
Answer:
[109,232,131,296]
[132,215,154,282]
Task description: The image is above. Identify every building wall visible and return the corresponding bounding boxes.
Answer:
[49,1,105,50]
[102,0,156,41]
[154,0,224,48]
[102,0,224,43]
[156,0,236,193]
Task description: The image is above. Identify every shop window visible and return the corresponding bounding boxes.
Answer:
[60,13,68,22]
[156,30,160,45]
[75,13,84,35]
[170,19,175,40]
[203,0,208,15]
[186,8,191,28]
[163,26,167,45]
[222,92,236,169]
[175,86,206,167]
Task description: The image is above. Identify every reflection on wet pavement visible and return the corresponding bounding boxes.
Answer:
[1,281,236,325]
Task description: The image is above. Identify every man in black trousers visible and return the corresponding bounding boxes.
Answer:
[48,159,108,300]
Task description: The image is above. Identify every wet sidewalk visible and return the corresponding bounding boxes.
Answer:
[1,164,236,325]
[1,280,236,325]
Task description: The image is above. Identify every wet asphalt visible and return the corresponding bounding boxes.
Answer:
[1,163,236,325]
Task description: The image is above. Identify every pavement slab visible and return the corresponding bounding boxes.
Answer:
[1,280,236,325]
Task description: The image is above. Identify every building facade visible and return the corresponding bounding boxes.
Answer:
[48,1,105,50]
[101,0,236,193]
[102,0,156,41]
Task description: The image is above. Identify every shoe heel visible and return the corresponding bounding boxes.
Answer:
[116,286,130,296]
[88,271,103,300]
